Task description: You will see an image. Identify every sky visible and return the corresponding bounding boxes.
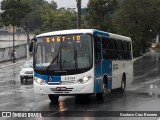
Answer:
[0,0,89,9]
[47,0,89,9]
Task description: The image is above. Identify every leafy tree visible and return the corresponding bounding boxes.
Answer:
[41,7,77,32]
[113,0,160,56]
[18,0,58,33]
[0,13,4,28]
[1,0,31,26]
[53,8,77,30]
[85,0,118,32]
[49,0,57,10]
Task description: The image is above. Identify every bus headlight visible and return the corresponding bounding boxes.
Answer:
[34,77,46,85]
[77,75,92,84]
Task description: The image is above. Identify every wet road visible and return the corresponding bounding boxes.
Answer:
[1,52,160,120]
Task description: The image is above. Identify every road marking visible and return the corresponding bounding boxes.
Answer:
[60,108,68,111]
[47,108,68,117]
[127,76,160,91]
[157,118,160,120]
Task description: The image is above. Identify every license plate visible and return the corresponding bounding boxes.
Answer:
[56,87,66,91]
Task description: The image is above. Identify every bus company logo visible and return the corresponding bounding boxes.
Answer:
[49,77,52,81]
[2,112,11,117]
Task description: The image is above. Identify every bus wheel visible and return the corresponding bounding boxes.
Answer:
[96,81,107,100]
[120,75,126,94]
[20,77,23,83]
[48,94,59,104]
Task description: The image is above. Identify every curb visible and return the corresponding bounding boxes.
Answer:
[0,61,26,69]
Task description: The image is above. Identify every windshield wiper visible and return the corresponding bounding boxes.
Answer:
[46,46,61,71]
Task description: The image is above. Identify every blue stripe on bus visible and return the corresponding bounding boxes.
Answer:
[34,72,61,84]
[93,30,110,37]
[94,60,112,93]
[34,72,48,81]
[108,79,112,89]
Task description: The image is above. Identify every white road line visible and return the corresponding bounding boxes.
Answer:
[47,108,68,117]
[127,76,160,91]
[60,108,68,111]
[157,118,160,120]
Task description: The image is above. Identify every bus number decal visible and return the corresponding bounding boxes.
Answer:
[64,77,76,81]
[113,64,118,70]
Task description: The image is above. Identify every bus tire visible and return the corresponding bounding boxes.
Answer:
[96,80,107,100]
[48,94,59,104]
[20,77,23,83]
[120,75,126,94]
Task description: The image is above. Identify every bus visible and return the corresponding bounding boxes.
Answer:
[30,29,133,103]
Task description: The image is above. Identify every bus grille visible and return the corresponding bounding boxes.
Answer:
[50,87,73,92]
[61,81,75,85]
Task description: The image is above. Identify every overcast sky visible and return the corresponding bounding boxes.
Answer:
[0,0,89,9]
[47,0,89,8]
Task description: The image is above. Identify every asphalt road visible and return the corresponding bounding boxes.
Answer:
[0,52,160,120]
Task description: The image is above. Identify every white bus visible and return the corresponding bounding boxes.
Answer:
[30,29,133,103]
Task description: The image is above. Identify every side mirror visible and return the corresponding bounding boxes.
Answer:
[29,37,37,52]
[29,41,33,52]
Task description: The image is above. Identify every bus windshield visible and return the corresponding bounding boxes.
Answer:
[35,34,93,75]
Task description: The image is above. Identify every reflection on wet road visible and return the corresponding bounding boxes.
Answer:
[1,52,160,120]
[128,52,160,96]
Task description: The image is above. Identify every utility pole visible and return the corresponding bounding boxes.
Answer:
[12,25,15,63]
[26,20,30,60]
[76,0,81,29]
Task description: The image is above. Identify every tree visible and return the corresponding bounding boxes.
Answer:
[50,0,57,10]
[0,13,4,28]
[41,7,77,32]
[1,0,31,62]
[1,0,31,26]
[113,0,160,56]
[85,0,118,32]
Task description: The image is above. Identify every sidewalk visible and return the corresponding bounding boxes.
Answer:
[0,56,32,69]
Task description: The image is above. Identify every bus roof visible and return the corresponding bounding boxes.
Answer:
[36,29,131,41]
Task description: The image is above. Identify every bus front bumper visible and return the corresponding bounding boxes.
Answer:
[34,80,94,95]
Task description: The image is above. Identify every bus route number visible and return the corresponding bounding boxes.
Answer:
[64,77,75,81]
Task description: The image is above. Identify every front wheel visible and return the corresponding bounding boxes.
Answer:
[96,82,107,100]
[48,94,59,104]
[120,75,126,94]
[20,77,23,83]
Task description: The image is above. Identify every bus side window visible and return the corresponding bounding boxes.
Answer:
[102,37,110,59]
[116,40,123,60]
[112,39,117,60]
[94,36,101,65]
[108,38,116,60]
[127,42,132,60]
[123,41,128,60]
